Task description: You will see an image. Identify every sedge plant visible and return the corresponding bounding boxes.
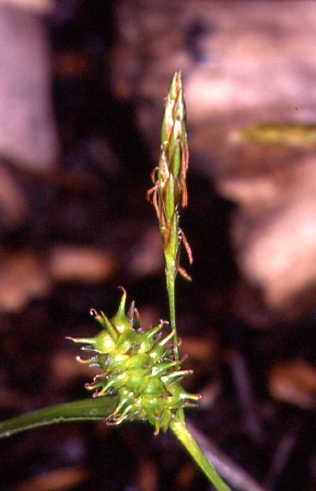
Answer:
[0,73,231,491]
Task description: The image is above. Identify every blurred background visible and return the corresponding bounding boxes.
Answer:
[0,1,316,490]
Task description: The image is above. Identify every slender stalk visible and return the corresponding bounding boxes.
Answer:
[187,421,269,491]
[170,419,231,491]
[166,256,179,360]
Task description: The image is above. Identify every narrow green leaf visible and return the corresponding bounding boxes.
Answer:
[0,396,117,439]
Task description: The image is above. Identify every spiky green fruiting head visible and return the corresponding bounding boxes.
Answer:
[69,290,200,433]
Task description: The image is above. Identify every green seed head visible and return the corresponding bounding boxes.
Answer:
[69,290,199,433]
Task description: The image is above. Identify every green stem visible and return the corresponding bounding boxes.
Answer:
[165,256,179,361]
[170,419,232,491]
